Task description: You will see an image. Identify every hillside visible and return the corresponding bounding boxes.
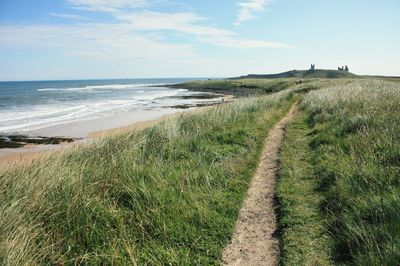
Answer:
[169,79,301,96]
[233,69,357,79]
[169,78,333,97]
[170,69,357,97]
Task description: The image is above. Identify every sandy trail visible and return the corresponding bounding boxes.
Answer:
[222,103,297,266]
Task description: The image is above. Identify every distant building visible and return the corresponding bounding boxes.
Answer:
[310,64,315,71]
[338,65,350,72]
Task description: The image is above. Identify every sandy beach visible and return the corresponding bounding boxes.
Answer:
[0,109,186,171]
[31,108,189,138]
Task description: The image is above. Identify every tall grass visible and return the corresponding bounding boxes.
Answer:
[301,80,400,265]
[0,93,294,265]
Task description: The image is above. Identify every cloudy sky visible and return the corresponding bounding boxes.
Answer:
[0,0,399,80]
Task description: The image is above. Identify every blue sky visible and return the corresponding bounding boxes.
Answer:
[0,0,399,80]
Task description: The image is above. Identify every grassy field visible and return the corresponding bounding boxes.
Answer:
[0,90,295,264]
[278,79,400,265]
[1,77,399,265]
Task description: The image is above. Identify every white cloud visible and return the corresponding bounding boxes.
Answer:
[235,0,272,25]
[199,36,294,49]
[116,11,227,36]
[67,0,148,12]
[64,0,292,48]
[0,0,294,68]
[116,11,294,48]
[49,12,88,20]
[0,23,196,61]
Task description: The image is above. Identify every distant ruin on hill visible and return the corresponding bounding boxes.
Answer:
[310,64,349,73]
[338,65,349,72]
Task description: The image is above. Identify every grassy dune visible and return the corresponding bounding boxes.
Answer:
[278,79,400,265]
[1,77,398,265]
[0,91,295,264]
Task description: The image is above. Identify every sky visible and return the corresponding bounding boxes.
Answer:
[0,0,399,80]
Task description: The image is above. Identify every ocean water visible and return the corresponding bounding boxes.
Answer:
[0,78,212,135]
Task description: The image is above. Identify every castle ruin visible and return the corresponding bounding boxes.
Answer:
[338,65,349,72]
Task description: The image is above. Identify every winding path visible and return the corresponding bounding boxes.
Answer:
[222,103,297,266]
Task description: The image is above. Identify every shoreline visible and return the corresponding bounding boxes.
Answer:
[0,111,185,171]
[0,94,235,171]
[0,112,178,171]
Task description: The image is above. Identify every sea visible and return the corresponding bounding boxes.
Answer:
[0,78,214,136]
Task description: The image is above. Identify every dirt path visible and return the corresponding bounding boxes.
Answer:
[222,103,298,266]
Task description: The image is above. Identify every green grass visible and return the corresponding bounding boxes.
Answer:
[0,92,295,265]
[294,79,400,265]
[236,69,357,79]
[3,77,399,265]
[171,78,315,97]
[277,110,333,265]
[172,78,358,100]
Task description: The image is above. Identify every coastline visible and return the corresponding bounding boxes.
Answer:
[90,94,234,138]
[0,94,234,171]
[0,112,177,171]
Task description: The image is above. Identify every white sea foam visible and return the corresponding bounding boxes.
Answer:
[0,86,191,134]
[37,83,168,92]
